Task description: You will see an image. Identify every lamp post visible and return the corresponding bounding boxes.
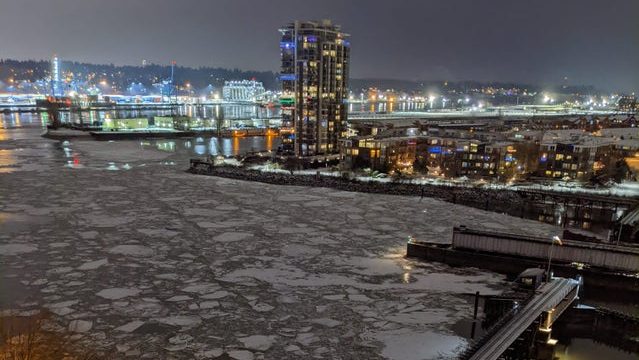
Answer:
[546,235,563,282]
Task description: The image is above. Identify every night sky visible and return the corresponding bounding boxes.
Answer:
[1,0,637,92]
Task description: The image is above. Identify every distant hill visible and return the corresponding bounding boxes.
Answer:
[0,58,599,95]
[0,59,279,91]
[349,78,598,95]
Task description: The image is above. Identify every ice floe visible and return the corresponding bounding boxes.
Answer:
[0,243,37,255]
[96,288,141,300]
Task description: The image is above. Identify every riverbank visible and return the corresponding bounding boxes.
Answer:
[189,163,523,210]
[188,164,639,238]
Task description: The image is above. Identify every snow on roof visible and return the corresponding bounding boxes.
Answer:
[541,131,612,148]
[541,129,586,144]
[614,139,639,149]
[519,268,545,277]
[600,127,639,139]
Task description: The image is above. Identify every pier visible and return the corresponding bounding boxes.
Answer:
[450,226,639,273]
[406,227,639,292]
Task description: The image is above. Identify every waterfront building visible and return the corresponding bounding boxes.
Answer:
[342,135,423,172]
[538,130,615,180]
[341,129,538,179]
[617,95,637,112]
[279,20,350,156]
[342,118,639,181]
[600,128,639,164]
[457,141,536,181]
[222,80,265,102]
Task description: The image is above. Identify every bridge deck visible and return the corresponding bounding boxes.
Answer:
[468,278,579,360]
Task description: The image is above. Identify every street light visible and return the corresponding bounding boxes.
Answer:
[546,235,563,282]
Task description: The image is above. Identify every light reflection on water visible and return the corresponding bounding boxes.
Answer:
[347,101,430,114]
[554,338,637,360]
[146,136,280,158]
[0,148,17,173]
[0,101,437,131]
[0,112,44,129]
[0,112,280,163]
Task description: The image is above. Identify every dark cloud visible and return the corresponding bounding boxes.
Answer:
[0,0,637,91]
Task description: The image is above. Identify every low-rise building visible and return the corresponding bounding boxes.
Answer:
[342,123,639,182]
[536,128,639,180]
[538,130,614,179]
[341,135,423,172]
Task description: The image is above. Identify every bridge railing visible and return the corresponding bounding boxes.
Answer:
[458,292,535,360]
[548,285,579,325]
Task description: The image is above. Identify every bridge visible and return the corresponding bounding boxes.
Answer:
[347,108,622,123]
[462,277,580,360]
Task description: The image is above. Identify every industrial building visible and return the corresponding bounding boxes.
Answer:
[222,80,266,103]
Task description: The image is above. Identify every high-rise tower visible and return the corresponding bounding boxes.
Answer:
[279,20,350,157]
[50,54,62,97]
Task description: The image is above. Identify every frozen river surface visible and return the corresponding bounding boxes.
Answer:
[0,128,560,359]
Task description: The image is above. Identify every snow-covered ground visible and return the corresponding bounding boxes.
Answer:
[249,164,639,198]
[0,128,561,359]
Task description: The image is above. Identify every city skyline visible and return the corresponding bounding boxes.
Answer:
[0,0,637,92]
[0,2,638,358]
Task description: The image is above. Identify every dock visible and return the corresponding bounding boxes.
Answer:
[406,227,639,292]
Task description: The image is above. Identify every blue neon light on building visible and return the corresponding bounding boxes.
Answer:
[280,74,296,81]
[280,42,295,49]
[428,146,442,154]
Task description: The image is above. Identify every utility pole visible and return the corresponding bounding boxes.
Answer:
[546,235,563,282]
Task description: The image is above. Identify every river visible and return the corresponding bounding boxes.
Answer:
[0,111,636,360]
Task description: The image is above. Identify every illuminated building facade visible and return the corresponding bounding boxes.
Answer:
[50,55,63,97]
[537,130,616,180]
[222,80,265,102]
[279,20,350,156]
